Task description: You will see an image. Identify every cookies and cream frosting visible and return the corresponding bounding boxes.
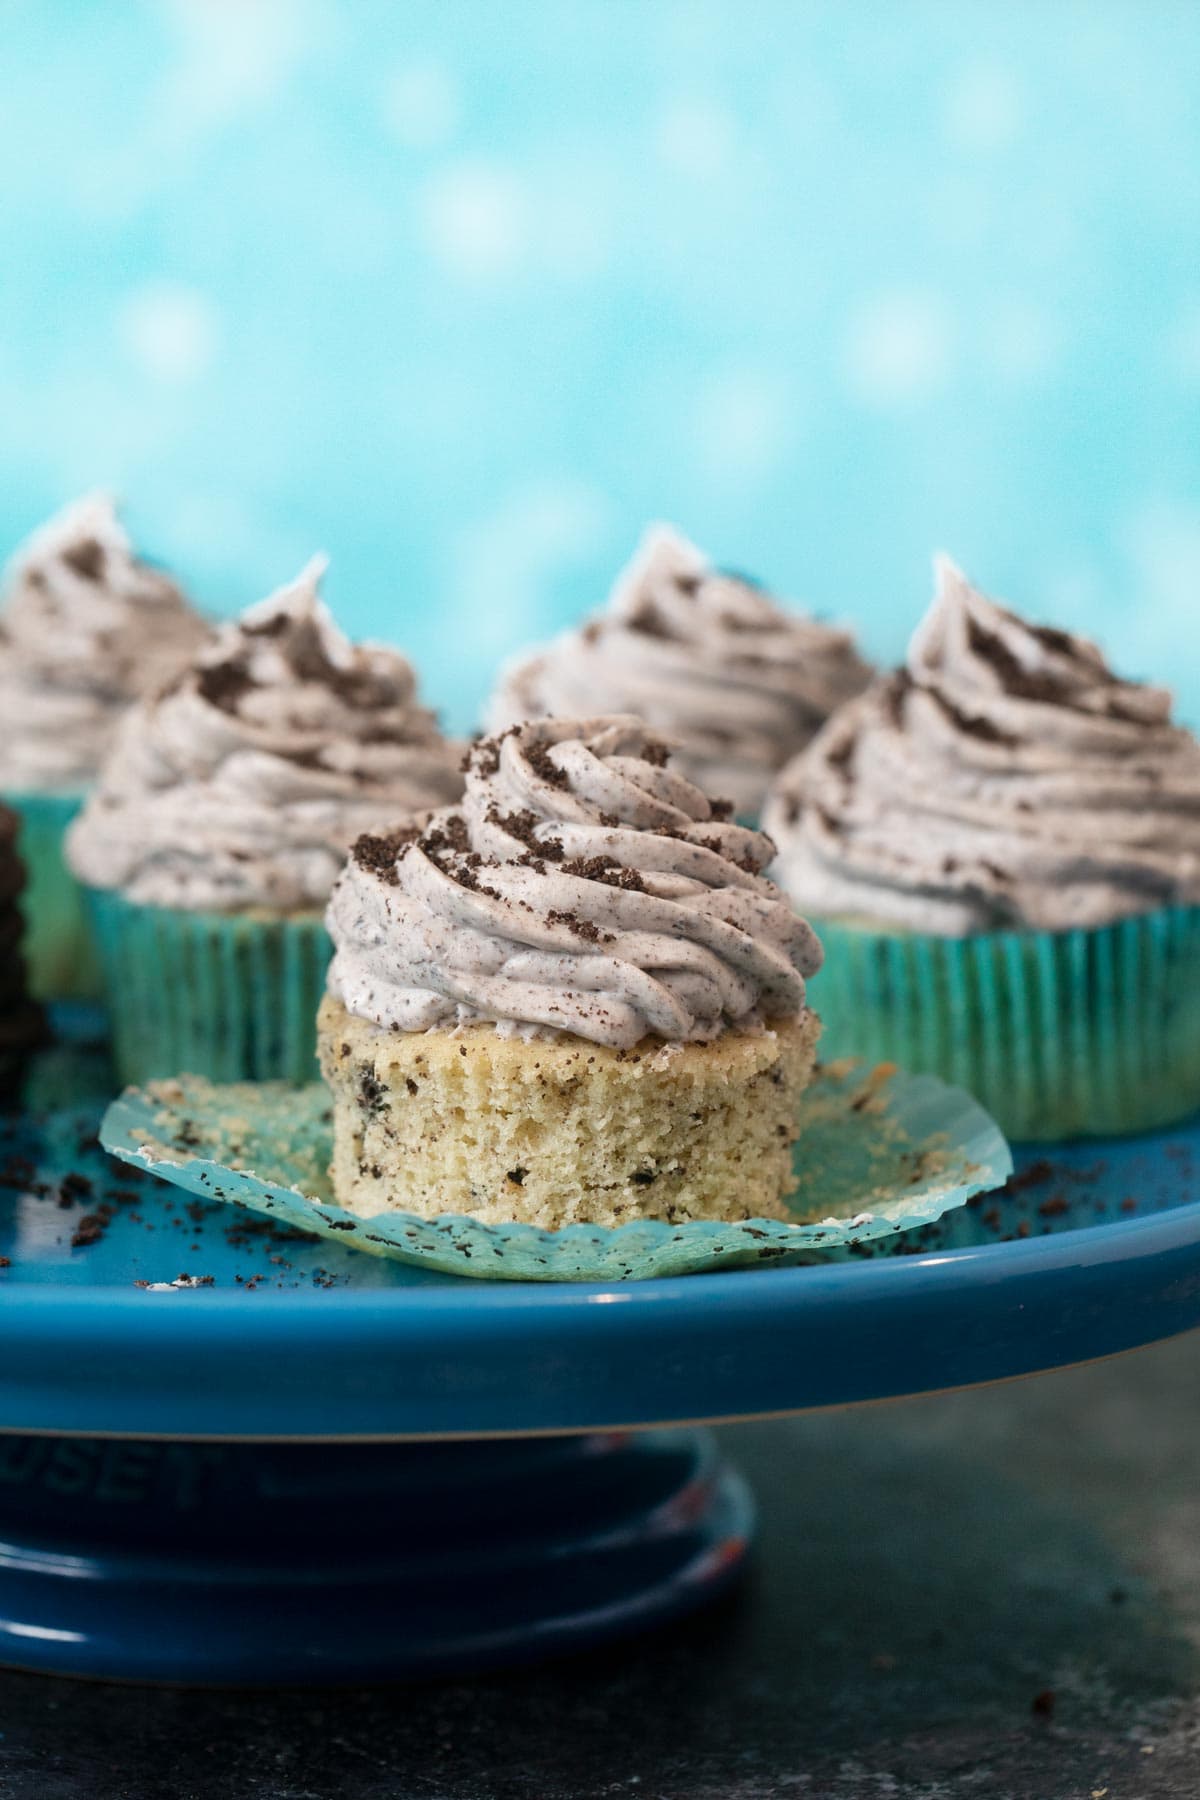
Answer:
[764,557,1200,934]
[67,559,464,913]
[488,525,872,819]
[326,715,822,1048]
[0,493,211,792]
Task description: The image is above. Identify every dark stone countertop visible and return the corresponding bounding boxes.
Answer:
[4,1330,1200,1800]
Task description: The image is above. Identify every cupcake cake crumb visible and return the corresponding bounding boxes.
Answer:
[318,998,818,1227]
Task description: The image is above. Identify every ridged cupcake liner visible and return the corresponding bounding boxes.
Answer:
[809,908,1200,1142]
[4,789,101,1001]
[85,888,331,1086]
[99,1061,1012,1283]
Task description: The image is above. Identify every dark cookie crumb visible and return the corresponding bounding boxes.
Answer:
[626,605,675,640]
[196,658,257,711]
[357,1067,387,1113]
[463,726,518,778]
[1003,1159,1055,1193]
[353,825,419,883]
[487,806,565,861]
[524,740,570,790]
[546,908,609,943]
[62,537,106,581]
[560,855,646,893]
[421,814,470,858]
[70,1213,108,1248]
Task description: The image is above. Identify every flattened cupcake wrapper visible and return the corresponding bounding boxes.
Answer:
[99,1062,1012,1283]
[85,889,331,1086]
[810,907,1200,1143]
[4,789,102,1002]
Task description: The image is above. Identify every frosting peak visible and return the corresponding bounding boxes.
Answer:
[765,559,1200,934]
[489,525,872,818]
[67,561,464,913]
[910,556,1173,730]
[327,715,822,1048]
[189,556,430,731]
[0,494,210,792]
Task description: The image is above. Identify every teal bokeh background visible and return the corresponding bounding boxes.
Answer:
[1,0,1197,731]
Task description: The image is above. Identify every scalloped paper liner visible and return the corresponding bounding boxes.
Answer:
[100,1061,1012,1282]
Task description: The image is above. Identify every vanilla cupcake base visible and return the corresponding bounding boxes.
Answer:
[317,994,821,1229]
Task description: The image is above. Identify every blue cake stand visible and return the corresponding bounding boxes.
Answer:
[1,1014,1199,1684]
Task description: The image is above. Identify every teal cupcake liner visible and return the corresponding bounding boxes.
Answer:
[809,907,1200,1142]
[4,789,101,1002]
[99,1061,1012,1282]
[85,888,331,1086]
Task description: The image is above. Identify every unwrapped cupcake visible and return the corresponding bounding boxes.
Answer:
[68,558,464,1083]
[0,494,210,997]
[764,556,1200,1140]
[319,716,824,1227]
[489,525,872,821]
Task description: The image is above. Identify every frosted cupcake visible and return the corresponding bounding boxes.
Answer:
[489,525,871,821]
[68,559,463,1083]
[0,494,210,997]
[319,716,823,1228]
[765,557,1200,1140]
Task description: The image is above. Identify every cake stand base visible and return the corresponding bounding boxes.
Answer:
[0,1428,752,1685]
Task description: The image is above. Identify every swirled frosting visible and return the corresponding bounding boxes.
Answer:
[67,559,464,913]
[0,494,211,792]
[326,715,822,1048]
[488,525,872,819]
[764,557,1200,934]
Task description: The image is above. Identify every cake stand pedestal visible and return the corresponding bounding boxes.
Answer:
[0,1429,749,1684]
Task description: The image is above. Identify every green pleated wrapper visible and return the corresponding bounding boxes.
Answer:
[809,907,1200,1142]
[4,789,102,1002]
[85,888,331,1086]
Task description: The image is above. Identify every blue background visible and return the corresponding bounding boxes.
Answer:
[2,0,1198,732]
